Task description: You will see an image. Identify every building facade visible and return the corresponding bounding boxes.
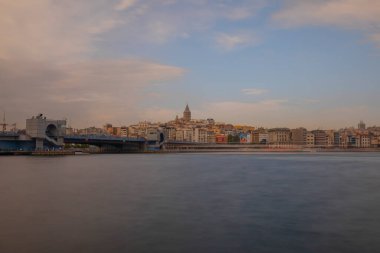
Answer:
[268,128,291,145]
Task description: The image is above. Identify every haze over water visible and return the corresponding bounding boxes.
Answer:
[1,153,380,253]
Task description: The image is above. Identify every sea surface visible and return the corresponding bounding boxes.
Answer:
[1,153,380,253]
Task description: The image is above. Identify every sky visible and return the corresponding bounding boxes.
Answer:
[1,0,380,129]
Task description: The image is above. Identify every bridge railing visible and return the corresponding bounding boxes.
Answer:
[0,132,20,137]
[64,135,146,142]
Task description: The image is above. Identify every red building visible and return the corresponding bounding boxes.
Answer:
[215,134,227,143]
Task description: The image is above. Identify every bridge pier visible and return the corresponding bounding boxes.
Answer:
[35,139,44,151]
[26,114,66,151]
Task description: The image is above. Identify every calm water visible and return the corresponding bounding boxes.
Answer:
[1,153,380,253]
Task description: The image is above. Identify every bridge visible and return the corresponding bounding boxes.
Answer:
[64,135,147,153]
[0,114,154,153]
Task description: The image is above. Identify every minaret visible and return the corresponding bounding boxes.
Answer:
[183,104,191,122]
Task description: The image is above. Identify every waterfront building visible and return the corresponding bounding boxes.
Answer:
[175,129,184,142]
[104,123,113,135]
[325,130,337,147]
[356,134,371,148]
[348,135,357,147]
[207,131,216,143]
[163,127,176,141]
[193,128,208,143]
[268,128,291,145]
[253,128,269,144]
[312,130,328,147]
[128,124,148,138]
[339,133,348,148]
[371,136,380,148]
[127,126,138,138]
[183,128,193,142]
[174,128,193,142]
[291,128,307,145]
[215,134,227,143]
[334,131,340,146]
[112,127,121,136]
[237,133,252,144]
[339,131,357,148]
[120,126,128,137]
[306,132,315,147]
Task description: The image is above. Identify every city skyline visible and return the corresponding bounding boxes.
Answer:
[66,104,380,149]
[1,0,380,129]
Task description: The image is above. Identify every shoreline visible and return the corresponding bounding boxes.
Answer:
[1,148,380,156]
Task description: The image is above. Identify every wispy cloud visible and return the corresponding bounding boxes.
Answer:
[216,31,260,51]
[115,0,138,11]
[120,1,263,46]
[226,7,255,20]
[241,88,269,95]
[370,33,380,47]
[0,0,264,59]
[272,0,380,46]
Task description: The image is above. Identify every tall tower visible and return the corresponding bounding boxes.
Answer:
[183,104,191,122]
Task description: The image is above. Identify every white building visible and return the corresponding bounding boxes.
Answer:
[193,128,208,143]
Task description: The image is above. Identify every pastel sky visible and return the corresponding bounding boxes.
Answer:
[1,0,380,129]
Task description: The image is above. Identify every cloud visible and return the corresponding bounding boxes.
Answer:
[216,31,260,50]
[115,0,138,11]
[0,58,184,127]
[226,7,253,20]
[272,0,380,46]
[112,1,264,46]
[0,0,125,61]
[0,0,189,127]
[0,0,264,59]
[241,88,269,95]
[0,0,266,128]
[370,33,380,47]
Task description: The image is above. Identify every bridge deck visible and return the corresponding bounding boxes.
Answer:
[64,135,146,144]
